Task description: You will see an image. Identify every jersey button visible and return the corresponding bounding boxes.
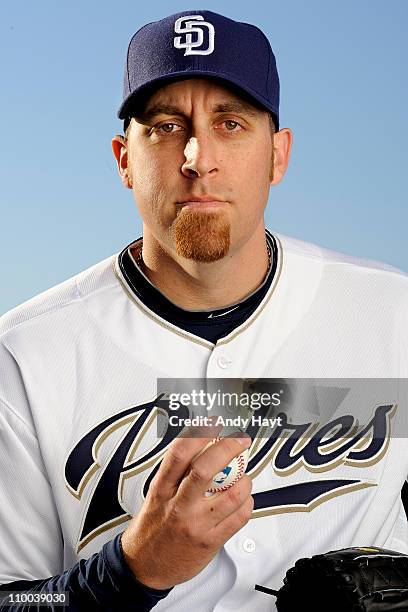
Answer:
[242,538,256,553]
[217,356,232,369]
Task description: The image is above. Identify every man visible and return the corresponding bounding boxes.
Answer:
[0,9,407,612]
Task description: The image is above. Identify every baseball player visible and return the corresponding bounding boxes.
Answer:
[1,9,408,612]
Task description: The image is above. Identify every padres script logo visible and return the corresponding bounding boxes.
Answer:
[65,397,396,552]
[174,15,215,56]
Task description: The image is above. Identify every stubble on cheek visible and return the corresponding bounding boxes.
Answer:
[172,208,230,263]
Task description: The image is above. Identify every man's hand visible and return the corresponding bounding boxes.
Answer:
[120,430,253,590]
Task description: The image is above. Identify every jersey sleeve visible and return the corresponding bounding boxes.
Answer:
[0,534,172,611]
[0,341,172,609]
[0,331,66,581]
[0,396,64,582]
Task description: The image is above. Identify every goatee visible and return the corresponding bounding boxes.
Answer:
[172,208,230,262]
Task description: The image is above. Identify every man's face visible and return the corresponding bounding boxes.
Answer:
[116,78,280,262]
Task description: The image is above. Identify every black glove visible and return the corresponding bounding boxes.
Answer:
[255,547,408,611]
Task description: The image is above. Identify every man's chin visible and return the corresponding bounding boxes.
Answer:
[172,208,230,263]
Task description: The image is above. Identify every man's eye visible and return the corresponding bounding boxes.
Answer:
[155,123,182,134]
[223,120,242,131]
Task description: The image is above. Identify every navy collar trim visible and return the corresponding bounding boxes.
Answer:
[117,230,278,325]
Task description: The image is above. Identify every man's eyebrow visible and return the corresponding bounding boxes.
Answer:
[139,100,259,122]
[211,101,258,117]
[139,104,187,122]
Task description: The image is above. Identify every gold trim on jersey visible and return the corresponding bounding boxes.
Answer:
[113,233,283,347]
[114,257,213,349]
[216,235,283,346]
[251,481,376,519]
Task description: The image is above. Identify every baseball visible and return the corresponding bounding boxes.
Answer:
[196,437,250,494]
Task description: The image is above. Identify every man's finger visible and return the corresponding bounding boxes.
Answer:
[193,474,253,526]
[151,422,222,499]
[211,493,255,541]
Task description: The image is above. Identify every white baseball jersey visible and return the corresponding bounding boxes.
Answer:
[0,231,407,612]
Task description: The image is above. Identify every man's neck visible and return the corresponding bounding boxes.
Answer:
[133,226,270,311]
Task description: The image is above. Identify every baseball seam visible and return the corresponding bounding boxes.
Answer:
[208,449,247,493]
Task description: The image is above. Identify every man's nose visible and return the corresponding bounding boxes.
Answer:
[181,134,218,179]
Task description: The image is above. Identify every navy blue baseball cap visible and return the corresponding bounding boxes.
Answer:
[118,10,280,131]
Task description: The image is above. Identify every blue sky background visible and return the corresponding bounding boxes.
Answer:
[0,0,406,314]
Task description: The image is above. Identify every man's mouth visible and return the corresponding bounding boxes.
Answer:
[178,196,228,208]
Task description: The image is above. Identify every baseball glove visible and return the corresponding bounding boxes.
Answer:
[255,547,408,611]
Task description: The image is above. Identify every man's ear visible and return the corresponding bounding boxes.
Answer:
[111,135,132,189]
[270,128,293,186]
